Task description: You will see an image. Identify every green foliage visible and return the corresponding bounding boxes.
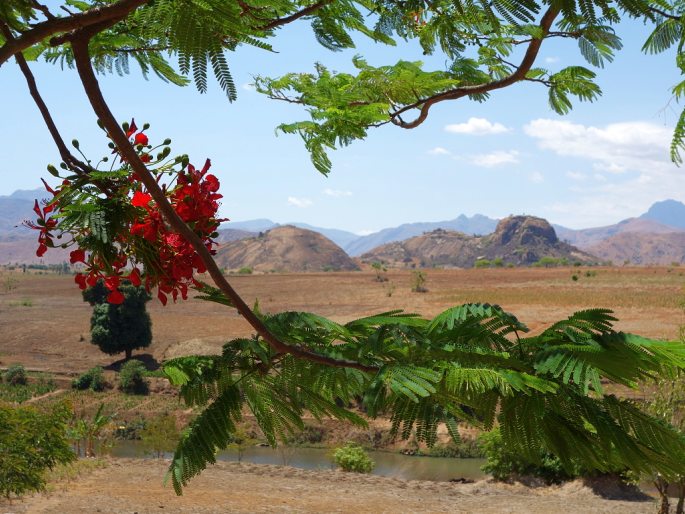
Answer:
[532,256,569,267]
[479,428,579,483]
[162,301,685,494]
[3,364,27,386]
[0,402,75,500]
[83,280,152,359]
[333,443,375,473]
[426,439,484,458]
[119,360,149,395]
[237,267,253,275]
[140,414,180,458]
[474,259,491,268]
[72,366,107,392]
[0,374,56,403]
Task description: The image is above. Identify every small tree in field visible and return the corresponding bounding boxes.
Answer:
[83,280,152,360]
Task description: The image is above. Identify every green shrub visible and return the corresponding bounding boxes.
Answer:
[478,428,579,484]
[72,367,106,392]
[410,270,428,293]
[0,402,74,500]
[427,439,484,458]
[333,443,375,473]
[118,360,149,395]
[474,259,491,268]
[237,267,253,275]
[140,414,179,458]
[4,364,27,386]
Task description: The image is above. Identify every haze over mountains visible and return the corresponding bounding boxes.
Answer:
[1,189,684,266]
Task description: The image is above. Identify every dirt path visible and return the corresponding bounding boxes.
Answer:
[24,388,66,404]
[3,459,655,514]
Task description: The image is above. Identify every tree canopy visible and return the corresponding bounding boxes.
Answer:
[2,0,685,495]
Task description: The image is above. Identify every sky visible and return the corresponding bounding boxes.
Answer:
[1,13,683,235]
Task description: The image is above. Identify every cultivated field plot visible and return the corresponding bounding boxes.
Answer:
[0,266,682,374]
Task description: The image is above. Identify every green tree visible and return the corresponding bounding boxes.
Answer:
[0,402,74,500]
[4,0,685,497]
[83,280,152,360]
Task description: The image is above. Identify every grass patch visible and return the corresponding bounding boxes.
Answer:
[0,374,56,403]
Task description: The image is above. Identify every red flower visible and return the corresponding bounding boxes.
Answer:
[74,273,87,290]
[107,289,125,304]
[134,132,149,146]
[140,153,152,163]
[126,119,138,138]
[70,249,86,264]
[128,268,142,287]
[132,191,152,207]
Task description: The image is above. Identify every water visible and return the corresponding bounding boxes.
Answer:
[111,442,486,482]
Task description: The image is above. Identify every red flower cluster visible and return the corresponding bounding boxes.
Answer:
[31,119,226,305]
[128,158,225,305]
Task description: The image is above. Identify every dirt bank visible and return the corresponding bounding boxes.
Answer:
[2,459,655,514]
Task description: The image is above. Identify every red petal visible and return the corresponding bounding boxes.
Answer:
[131,191,152,207]
[157,290,168,306]
[134,133,149,146]
[74,274,87,290]
[107,290,125,304]
[201,159,211,175]
[69,249,86,264]
[36,243,47,257]
[128,268,141,287]
[126,118,138,138]
[33,199,42,217]
[41,178,56,196]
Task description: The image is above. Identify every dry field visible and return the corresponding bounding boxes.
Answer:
[0,266,683,374]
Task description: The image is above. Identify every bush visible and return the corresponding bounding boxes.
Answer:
[118,360,149,395]
[237,267,253,275]
[140,414,179,458]
[333,443,375,473]
[427,439,484,459]
[478,428,579,484]
[410,270,428,293]
[4,364,27,386]
[72,367,106,392]
[0,402,74,500]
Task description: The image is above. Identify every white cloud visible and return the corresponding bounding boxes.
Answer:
[470,150,519,167]
[241,82,255,91]
[428,147,451,156]
[526,119,685,227]
[287,196,313,208]
[323,188,352,197]
[356,229,376,236]
[528,171,544,183]
[523,119,671,174]
[566,171,586,181]
[445,117,510,136]
[545,56,560,64]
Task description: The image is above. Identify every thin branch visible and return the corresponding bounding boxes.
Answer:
[648,5,681,20]
[259,0,333,31]
[68,29,377,374]
[0,0,147,67]
[389,7,559,129]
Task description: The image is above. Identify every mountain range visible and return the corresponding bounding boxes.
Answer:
[1,189,683,266]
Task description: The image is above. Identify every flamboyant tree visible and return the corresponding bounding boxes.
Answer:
[3,0,685,495]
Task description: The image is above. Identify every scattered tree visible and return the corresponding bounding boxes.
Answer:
[410,270,428,292]
[140,413,179,458]
[83,280,152,360]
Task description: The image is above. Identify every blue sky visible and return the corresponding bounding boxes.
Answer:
[0,15,683,234]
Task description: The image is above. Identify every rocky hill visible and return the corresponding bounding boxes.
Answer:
[362,216,596,268]
[585,232,685,265]
[640,199,685,230]
[554,218,684,248]
[214,225,360,272]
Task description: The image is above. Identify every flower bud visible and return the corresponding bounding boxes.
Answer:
[142,123,150,130]
[163,138,171,145]
[97,119,104,129]
[47,164,60,177]
[59,163,68,170]
[72,139,80,149]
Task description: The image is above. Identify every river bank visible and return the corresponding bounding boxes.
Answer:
[2,458,655,514]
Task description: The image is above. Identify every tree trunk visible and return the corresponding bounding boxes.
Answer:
[655,477,671,514]
[676,478,684,514]
[125,348,132,360]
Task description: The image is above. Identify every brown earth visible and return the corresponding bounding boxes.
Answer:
[586,231,685,265]
[1,266,683,374]
[2,459,656,514]
[362,216,596,268]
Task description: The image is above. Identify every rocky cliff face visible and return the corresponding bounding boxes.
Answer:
[362,216,596,268]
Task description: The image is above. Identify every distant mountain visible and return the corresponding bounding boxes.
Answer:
[214,225,360,272]
[289,222,359,250]
[586,232,685,265]
[362,216,595,268]
[215,228,256,243]
[640,199,685,230]
[554,218,683,248]
[344,214,498,256]
[0,188,45,201]
[223,219,278,233]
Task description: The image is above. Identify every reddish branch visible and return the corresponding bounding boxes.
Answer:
[0,0,148,67]
[67,28,377,374]
[390,7,560,129]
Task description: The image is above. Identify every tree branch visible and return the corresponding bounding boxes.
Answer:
[389,7,559,129]
[68,30,377,374]
[0,0,147,67]
[259,0,333,31]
